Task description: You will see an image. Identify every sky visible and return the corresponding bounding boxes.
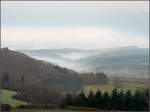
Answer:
[1,1,149,50]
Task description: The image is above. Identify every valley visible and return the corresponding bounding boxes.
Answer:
[0,47,149,111]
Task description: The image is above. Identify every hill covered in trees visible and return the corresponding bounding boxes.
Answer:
[0,48,83,92]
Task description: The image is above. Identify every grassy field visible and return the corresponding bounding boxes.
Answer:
[84,82,149,95]
[0,89,27,107]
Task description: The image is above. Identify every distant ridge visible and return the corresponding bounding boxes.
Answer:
[18,46,142,51]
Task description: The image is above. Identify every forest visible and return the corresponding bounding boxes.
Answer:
[62,89,149,111]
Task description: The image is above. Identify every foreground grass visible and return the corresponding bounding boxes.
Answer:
[11,109,96,112]
[84,82,148,94]
[0,89,27,107]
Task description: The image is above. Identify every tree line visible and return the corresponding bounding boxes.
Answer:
[79,72,108,85]
[62,88,149,111]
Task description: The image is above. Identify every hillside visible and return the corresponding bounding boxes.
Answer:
[78,46,148,65]
[0,48,82,92]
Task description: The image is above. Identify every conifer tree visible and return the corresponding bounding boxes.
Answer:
[124,90,133,110]
[76,92,87,107]
[1,73,11,89]
[111,88,118,110]
[102,91,110,110]
[87,91,95,107]
[64,93,73,106]
[117,89,125,110]
[94,90,102,108]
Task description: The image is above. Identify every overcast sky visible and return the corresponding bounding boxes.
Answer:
[1,1,149,50]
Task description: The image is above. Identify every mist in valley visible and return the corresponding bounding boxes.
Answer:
[19,46,149,78]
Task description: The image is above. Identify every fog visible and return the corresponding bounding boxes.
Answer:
[57,52,97,61]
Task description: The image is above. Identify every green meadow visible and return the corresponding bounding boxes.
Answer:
[1,89,27,107]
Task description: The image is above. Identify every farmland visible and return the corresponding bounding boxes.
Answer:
[84,82,148,94]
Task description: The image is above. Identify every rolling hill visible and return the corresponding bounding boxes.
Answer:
[77,46,149,77]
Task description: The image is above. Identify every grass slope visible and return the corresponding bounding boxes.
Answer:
[0,89,27,107]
